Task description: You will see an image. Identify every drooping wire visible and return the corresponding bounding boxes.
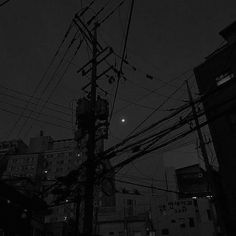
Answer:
[22,38,84,139]
[0,89,72,117]
[127,81,185,137]
[17,31,80,138]
[0,107,71,130]
[0,100,71,124]
[0,0,11,8]
[113,72,194,115]
[6,21,74,139]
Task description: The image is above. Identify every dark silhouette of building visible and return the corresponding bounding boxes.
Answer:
[0,139,28,176]
[175,164,209,198]
[0,180,47,236]
[194,20,236,235]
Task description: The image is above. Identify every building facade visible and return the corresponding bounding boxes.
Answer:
[194,20,236,234]
[0,139,28,176]
[158,198,215,236]
[97,173,216,236]
[1,131,106,235]
[175,164,209,198]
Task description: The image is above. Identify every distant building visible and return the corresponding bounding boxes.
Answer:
[0,139,28,155]
[175,164,209,198]
[0,139,28,176]
[97,173,216,236]
[194,20,236,233]
[97,191,158,236]
[158,198,215,236]
[1,130,107,235]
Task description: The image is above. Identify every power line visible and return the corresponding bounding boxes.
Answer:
[0,107,71,130]
[98,26,194,91]
[21,38,84,139]
[0,100,71,124]
[102,76,231,158]
[86,0,115,26]
[0,91,71,117]
[127,81,185,137]
[124,76,184,102]
[96,0,125,27]
[117,173,177,184]
[103,89,163,111]
[115,179,180,194]
[0,83,73,112]
[17,32,81,138]
[109,0,135,123]
[6,21,75,139]
[111,102,236,173]
[103,101,193,158]
[89,90,236,181]
[113,73,194,115]
[0,0,11,8]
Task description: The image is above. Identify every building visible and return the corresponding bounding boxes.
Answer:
[194,20,236,234]
[97,190,158,236]
[1,133,79,235]
[175,164,209,198]
[97,164,216,236]
[158,198,215,236]
[0,180,47,236]
[1,130,106,235]
[0,139,28,155]
[0,139,28,176]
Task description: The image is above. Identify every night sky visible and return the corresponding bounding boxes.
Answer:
[0,0,235,173]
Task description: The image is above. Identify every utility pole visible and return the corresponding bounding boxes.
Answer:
[186,80,226,236]
[75,190,81,235]
[82,22,98,236]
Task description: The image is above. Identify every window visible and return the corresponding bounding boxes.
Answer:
[57,153,65,157]
[216,71,234,86]
[189,217,195,227]
[127,199,133,206]
[207,209,212,221]
[126,199,134,216]
[68,152,73,157]
[109,232,114,235]
[161,228,169,235]
[134,232,141,236]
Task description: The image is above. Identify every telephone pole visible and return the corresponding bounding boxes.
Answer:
[82,22,98,236]
[186,80,226,235]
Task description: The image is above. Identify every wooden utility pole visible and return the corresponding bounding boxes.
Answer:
[82,22,98,236]
[186,80,225,236]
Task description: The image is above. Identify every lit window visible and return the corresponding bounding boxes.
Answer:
[216,71,234,86]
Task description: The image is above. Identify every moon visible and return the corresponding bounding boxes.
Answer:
[121,117,126,123]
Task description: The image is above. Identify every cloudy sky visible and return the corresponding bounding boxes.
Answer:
[0,0,235,172]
